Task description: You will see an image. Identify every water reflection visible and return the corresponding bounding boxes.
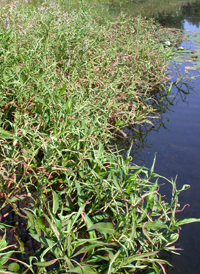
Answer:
[153,2,200,28]
[115,75,195,161]
[182,2,200,28]
[105,0,200,29]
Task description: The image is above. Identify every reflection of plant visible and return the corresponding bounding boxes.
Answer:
[104,0,198,23]
[115,71,195,158]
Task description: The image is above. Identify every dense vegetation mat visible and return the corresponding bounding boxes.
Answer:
[0,1,199,273]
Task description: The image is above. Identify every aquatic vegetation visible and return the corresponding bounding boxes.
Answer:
[173,30,200,72]
[0,1,199,273]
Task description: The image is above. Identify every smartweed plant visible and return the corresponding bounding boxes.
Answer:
[0,1,199,273]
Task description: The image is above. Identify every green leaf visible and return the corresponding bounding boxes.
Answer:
[0,224,12,229]
[14,235,24,253]
[29,233,40,243]
[75,182,85,207]
[146,180,159,207]
[35,97,48,108]
[84,213,96,239]
[72,243,105,257]
[0,257,9,266]
[88,222,115,234]
[153,261,160,273]
[0,270,15,274]
[65,96,73,113]
[23,209,41,236]
[34,259,59,267]
[8,263,20,272]
[97,142,103,158]
[125,251,159,264]
[69,203,86,231]
[0,128,13,139]
[108,249,121,274]
[176,184,190,195]
[58,83,66,99]
[10,196,25,203]
[52,190,59,214]
[126,167,144,194]
[176,218,200,226]
[145,221,168,230]
[150,154,156,176]
[5,28,13,43]
[37,218,46,231]
[68,265,97,274]
[112,176,121,192]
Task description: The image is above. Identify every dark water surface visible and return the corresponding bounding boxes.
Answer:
[110,1,200,273]
[133,60,200,273]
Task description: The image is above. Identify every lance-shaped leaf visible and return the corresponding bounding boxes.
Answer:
[88,222,115,234]
[67,265,97,274]
[176,218,200,226]
[0,128,13,139]
[145,221,168,230]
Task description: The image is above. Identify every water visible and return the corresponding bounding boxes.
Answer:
[109,1,200,273]
[133,60,200,273]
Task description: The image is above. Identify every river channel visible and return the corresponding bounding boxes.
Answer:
[107,1,200,273]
